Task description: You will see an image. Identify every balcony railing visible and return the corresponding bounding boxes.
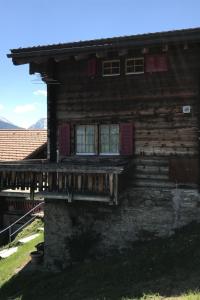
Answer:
[0,160,125,205]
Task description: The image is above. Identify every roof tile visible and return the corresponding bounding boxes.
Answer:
[0,130,47,161]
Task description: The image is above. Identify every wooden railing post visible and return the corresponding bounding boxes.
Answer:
[0,163,121,205]
[113,174,118,205]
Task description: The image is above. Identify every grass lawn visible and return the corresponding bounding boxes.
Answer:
[1,222,200,300]
[0,233,43,288]
[0,219,44,288]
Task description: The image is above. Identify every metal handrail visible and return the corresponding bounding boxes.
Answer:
[0,201,44,243]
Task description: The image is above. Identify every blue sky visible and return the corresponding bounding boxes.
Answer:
[0,0,200,128]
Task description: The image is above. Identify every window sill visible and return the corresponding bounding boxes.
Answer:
[102,74,120,77]
[100,153,120,156]
[125,71,144,75]
[76,153,96,156]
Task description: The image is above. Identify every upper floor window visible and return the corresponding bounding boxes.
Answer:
[125,57,144,74]
[102,60,120,76]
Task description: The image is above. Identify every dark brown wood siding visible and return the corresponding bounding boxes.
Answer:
[48,45,200,185]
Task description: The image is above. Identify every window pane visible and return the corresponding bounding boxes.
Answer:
[101,134,109,146]
[86,125,94,135]
[76,125,96,154]
[100,124,119,154]
[110,125,119,135]
[126,58,144,74]
[86,144,94,153]
[101,144,109,153]
[112,61,120,68]
[110,133,118,145]
[104,62,111,68]
[77,126,84,135]
[103,60,120,76]
[103,68,112,75]
[110,142,118,153]
[101,125,109,134]
[110,125,119,153]
[135,65,143,72]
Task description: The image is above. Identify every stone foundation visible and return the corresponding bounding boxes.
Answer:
[44,187,200,270]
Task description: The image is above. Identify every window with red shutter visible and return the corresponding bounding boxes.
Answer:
[73,123,134,156]
[120,123,134,156]
[58,124,70,156]
[145,54,168,73]
[87,58,97,77]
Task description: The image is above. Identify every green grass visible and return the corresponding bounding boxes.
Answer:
[1,222,200,300]
[0,218,44,287]
[0,233,43,287]
[12,218,43,241]
[0,218,43,251]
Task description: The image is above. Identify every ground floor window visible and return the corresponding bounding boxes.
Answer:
[100,125,119,154]
[76,125,96,154]
[59,122,133,157]
[76,124,119,155]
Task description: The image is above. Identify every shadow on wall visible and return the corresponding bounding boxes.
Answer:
[66,228,101,262]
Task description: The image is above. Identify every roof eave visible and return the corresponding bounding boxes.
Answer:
[7,27,200,65]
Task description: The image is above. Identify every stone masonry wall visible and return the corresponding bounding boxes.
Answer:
[44,187,200,271]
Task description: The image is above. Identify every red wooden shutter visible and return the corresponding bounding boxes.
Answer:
[145,54,168,72]
[58,124,70,156]
[155,55,168,71]
[87,58,97,76]
[145,55,156,73]
[120,123,134,156]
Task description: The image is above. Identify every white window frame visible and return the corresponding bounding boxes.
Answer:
[99,124,120,155]
[75,124,120,156]
[125,57,144,75]
[76,125,97,155]
[102,60,120,77]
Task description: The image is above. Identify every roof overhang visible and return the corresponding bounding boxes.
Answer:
[7,27,200,66]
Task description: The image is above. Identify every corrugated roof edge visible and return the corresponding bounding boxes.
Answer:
[8,27,200,56]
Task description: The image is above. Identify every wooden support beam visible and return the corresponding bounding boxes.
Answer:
[162,44,169,52]
[74,54,89,61]
[39,191,110,203]
[141,47,149,54]
[118,49,128,56]
[109,174,114,197]
[95,51,107,58]
[47,59,57,162]
[183,42,189,50]
[54,55,71,62]
[113,174,118,205]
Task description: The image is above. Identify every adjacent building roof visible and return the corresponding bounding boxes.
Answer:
[7,27,200,65]
[0,130,47,161]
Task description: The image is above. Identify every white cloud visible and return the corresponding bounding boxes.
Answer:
[33,89,47,97]
[14,103,36,113]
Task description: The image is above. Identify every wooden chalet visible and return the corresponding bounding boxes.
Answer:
[3,27,200,269]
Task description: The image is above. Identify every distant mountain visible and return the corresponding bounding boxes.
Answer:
[0,117,22,129]
[29,118,47,130]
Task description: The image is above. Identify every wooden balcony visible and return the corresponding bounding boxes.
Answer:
[0,159,126,205]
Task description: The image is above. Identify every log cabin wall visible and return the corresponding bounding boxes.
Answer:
[53,44,200,187]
